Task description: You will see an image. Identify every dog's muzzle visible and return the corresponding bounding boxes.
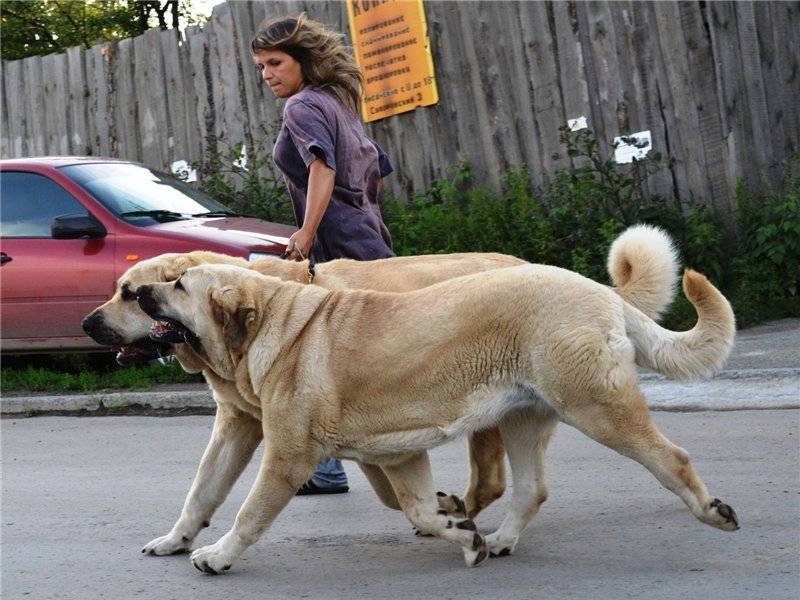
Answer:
[82,311,123,346]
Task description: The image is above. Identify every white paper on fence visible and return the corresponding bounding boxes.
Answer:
[613,130,652,164]
[233,145,248,171]
[170,159,197,183]
[568,116,588,131]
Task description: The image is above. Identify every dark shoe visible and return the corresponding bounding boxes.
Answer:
[295,479,349,495]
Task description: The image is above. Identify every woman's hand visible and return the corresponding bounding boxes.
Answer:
[284,158,335,261]
[284,227,315,261]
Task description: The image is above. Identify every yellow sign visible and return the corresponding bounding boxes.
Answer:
[346,0,439,122]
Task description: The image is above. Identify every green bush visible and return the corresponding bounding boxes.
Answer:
[729,166,800,326]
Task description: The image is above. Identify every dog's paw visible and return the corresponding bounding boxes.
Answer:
[436,491,467,519]
[190,535,240,575]
[485,531,517,558]
[142,531,192,556]
[462,531,489,567]
[705,498,740,531]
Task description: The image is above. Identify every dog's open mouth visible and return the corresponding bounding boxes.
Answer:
[148,318,203,355]
[149,319,189,344]
[149,318,191,344]
[113,338,172,366]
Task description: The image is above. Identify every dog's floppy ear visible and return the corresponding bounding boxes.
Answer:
[162,255,199,282]
[210,285,256,350]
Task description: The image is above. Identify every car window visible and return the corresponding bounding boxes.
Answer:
[0,171,89,238]
[59,163,232,226]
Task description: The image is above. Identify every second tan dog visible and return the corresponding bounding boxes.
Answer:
[134,244,738,574]
[83,225,683,559]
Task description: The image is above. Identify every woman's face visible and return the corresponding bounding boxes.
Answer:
[253,49,305,98]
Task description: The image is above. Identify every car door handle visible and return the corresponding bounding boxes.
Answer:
[1,253,12,264]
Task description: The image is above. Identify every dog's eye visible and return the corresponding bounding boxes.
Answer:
[121,286,137,302]
[175,279,185,291]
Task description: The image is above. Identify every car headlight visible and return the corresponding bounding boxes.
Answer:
[248,252,277,262]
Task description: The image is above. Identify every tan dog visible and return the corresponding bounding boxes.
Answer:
[85,254,526,516]
[133,246,738,574]
[82,225,681,559]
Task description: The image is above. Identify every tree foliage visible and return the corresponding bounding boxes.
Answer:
[0,0,199,61]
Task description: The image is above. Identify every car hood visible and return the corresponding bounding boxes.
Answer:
[147,217,295,248]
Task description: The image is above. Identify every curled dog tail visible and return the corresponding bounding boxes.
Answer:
[624,270,736,380]
[608,224,680,321]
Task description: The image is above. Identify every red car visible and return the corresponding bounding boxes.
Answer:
[0,157,295,353]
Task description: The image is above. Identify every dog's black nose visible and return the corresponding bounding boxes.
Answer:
[82,312,102,336]
[136,286,159,317]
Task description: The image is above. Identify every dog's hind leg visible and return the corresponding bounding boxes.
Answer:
[381,451,490,568]
[142,403,263,556]
[558,378,739,533]
[484,409,558,557]
[358,462,401,510]
[463,427,507,519]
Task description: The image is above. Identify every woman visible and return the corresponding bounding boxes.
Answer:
[251,14,395,494]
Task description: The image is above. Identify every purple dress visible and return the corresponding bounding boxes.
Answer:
[273,86,395,262]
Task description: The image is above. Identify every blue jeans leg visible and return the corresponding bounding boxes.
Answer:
[311,458,348,487]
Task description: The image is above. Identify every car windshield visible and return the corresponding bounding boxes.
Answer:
[58,162,234,226]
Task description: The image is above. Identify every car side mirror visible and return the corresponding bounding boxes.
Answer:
[51,213,107,239]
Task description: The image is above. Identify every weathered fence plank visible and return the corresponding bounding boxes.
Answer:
[113,38,141,159]
[518,0,568,177]
[3,59,26,157]
[229,0,261,147]
[580,2,623,155]
[679,1,733,223]
[208,2,249,150]
[22,55,46,156]
[653,2,714,206]
[132,29,170,167]
[160,29,191,166]
[87,44,112,157]
[186,25,213,165]
[708,1,757,193]
[736,1,774,187]
[67,46,89,155]
[771,1,800,162]
[550,1,590,129]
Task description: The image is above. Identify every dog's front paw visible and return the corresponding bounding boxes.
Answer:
[142,531,192,556]
[190,534,242,575]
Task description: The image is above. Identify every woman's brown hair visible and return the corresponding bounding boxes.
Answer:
[251,13,363,113]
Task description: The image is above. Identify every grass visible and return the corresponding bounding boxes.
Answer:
[0,353,203,394]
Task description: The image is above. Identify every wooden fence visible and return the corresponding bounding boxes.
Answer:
[2,0,798,228]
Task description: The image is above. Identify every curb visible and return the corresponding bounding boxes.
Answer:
[2,368,798,417]
[1,389,215,417]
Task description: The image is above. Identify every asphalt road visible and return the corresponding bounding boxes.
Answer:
[2,409,798,600]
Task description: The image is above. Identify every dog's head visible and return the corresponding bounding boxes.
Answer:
[81,252,217,365]
[135,264,263,378]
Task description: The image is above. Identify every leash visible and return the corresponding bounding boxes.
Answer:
[307,260,316,284]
